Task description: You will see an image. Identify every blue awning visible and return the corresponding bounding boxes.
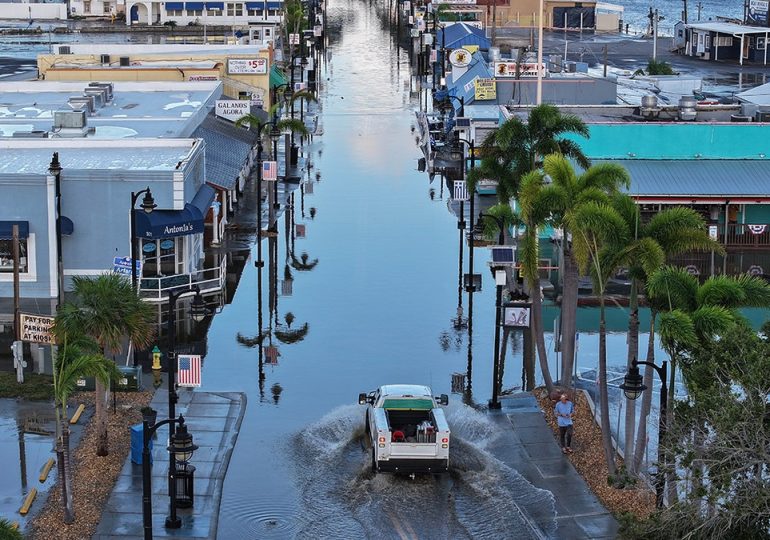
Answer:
[190,184,217,216]
[266,1,281,8]
[205,1,224,8]
[165,2,184,9]
[185,2,204,8]
[61,216,74,236]
[245,1,263,8]
[0,221,29,240]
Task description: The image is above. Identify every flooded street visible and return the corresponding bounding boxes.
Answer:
[198,0,555,536]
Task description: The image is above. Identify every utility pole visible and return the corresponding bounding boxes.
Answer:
[652,9,659,61]
[683,0,688,24]
[491,0,497,46]
[603,44,608,77]
[697,2,703,21]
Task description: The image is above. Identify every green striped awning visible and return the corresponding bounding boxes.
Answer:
[269,64,288,88]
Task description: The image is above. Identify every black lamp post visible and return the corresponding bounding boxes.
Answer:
[439,94,465,119]
[48,153,64,307]
[479,212,506,409]
[142,413,197,540]
[164,286,207,529]
[130,187,157,291]
[619,358,668,508]
[254,121,283,260]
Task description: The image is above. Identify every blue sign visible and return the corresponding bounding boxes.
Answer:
[113,256,142,277]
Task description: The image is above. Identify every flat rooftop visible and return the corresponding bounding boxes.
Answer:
[50,44,270,56]
[0,139,198,174]
[503,103,743,123]
[0,81,221,138]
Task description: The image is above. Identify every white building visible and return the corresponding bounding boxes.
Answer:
[125,0,284,27]
[69,0,124,17]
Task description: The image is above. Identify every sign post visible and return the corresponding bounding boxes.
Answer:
[114,256,142,277]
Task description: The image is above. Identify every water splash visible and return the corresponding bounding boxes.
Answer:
[289,405,557,539]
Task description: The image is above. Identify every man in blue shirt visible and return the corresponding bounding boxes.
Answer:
[554,393,574,454]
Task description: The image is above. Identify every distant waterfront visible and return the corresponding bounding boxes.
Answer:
[618,0,744,35]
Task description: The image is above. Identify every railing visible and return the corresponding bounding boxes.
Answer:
[722,224,770,247]
[138,257,227,303]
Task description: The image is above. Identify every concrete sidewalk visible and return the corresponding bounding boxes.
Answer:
[490,394,618,540]
[93,391,245,540]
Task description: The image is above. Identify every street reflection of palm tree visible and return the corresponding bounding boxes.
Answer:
[290,252,318,271]
[271,382,283,404]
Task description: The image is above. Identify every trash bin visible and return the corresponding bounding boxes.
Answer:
[116,365,142,392]
[130,423,152,465]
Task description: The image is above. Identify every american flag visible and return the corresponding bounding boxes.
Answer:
[264,346,279,365]
[177,355,202,387]
[453,180,469,201]
[262,160,277,181]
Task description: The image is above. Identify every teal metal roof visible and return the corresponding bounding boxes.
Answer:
[603,159,770,199]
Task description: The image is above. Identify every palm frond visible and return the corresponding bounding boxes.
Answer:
[276,118,309,136]
[578,162,630,192]
[691,305,735,339]
[646,266,699,312]
[659,308,697,353]
[696,275,747,308]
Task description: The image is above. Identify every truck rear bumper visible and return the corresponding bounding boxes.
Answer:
[376,458,449,474]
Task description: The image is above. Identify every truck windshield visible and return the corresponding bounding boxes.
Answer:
[383,398,434,410]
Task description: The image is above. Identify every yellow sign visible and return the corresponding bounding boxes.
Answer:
[474,78,497,101]
[20,313,55,345]
[463,45,479,54]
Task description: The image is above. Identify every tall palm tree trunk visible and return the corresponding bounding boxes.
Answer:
[598,294,617,476]
[666,354,678,505]
[633,313,657,473]
[624,278,640,470]
[498,326,511,394]
[560,249,579,386]
[94,379,109,456]
[530,278,554,393]
[57,415,74,524]
[62,420,74,520]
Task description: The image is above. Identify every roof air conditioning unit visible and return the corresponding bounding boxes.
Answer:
[89,82,114,101]
[119,56,130,67]
[730,114,752,122]
[83,89,106,108]
[100,54,111,65]
[755,110,770,123]
[68,96,96,114]
[54,110,87,129]
[59,45,71,54]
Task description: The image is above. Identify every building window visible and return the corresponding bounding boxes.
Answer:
[188,8,203,15]
[226,2,243,16]
[169,8,184,15]
[142,237,181,277]
[84,1,91,13]
[104,2,112,12]
[0,238,28,273]
[247,8,262,16]
[207,8,221,15]
[267,9,278,16]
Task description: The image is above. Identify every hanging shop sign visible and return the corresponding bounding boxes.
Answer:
[227,58,267,75]
[449,48,472,67]
[503,305,531,328]
[748,0,769,25]
[474,78,496,100]
[215,99,250,121]
[113,256,142,277]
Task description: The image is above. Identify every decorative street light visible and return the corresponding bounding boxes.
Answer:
[254,121,284,259]
[163,286,208,529]
[439,94,465,119]
[142,413,198,540]
[479,212,506,409]
[48,153,64,307]
[130,187,157,291]
[619,358,669,508]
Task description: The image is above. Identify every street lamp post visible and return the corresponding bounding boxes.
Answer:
[164,287,207,529]
[479,212,506,409]
[440,94,465,119]
[130,187,157,291]
[48,153,64,307]
[254,121,283,255]
[142,413,198,540]
[619,358,668,508]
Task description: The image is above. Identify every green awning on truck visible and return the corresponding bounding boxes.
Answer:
[383,398,434,411]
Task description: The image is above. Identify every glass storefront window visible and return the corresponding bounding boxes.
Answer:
[0,239,28,273]
[142,237,181,277]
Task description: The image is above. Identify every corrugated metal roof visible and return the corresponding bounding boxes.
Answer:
[604,160,770,197]
[438,23,490,50]
[735,81,770,106]
[686,21,770,35]
[193,114,257,190]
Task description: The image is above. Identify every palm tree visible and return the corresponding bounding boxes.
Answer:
[53,273,155,456]
[539,154,630,388]
[518,170,556,394]
[466,104,590,206]
[0,518,23,540]
[51,335,118,523]
[572,199,635,476]
[612,201,721,473]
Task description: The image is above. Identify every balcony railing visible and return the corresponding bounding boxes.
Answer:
[722,224,770,248]
[138,257,227,303]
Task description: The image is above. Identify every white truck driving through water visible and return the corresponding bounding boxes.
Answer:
[359,384,450,474]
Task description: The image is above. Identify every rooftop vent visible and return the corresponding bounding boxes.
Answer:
[640,94,660,119]
[678,96,697,121]
[119,56,130,67]
[12,130,48,138]
[100,54,110,65]
[58,45,71,54]
[54,110,87,129]
[68,96,95,114]
[88,82,114,101]
[83,88,106,109]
